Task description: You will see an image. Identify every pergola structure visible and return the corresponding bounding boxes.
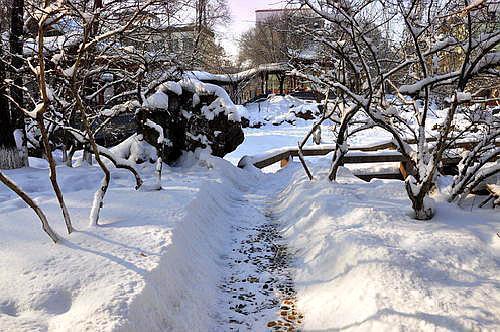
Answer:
[187,63,294,103]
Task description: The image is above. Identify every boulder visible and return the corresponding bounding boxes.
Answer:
[136,80,244,163]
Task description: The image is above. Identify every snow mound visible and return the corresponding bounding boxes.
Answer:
[143,91,169,109]
[244,95,320,127]
[110,134,158,164]
[179,78,243,122]
[275,164,500,331]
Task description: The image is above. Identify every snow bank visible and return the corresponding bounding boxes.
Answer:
[243,95,320,127]
[118,158,249,331]
[275,164,500,331]
[0,154,251,331]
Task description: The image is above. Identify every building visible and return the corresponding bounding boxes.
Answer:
[120,7,226,71]
[255,9,286,23]
[162,24,226,70]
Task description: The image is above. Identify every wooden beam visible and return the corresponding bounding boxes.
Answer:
[240,139,499,170]
[357,142,397,151]
[399,162,409,179]
[253,151,292,168]
[280,156,291,168]
[354,172,403,182]
[343,154,403,163]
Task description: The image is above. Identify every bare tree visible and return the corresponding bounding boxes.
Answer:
[22,0,196,225]
[295,0,499,219]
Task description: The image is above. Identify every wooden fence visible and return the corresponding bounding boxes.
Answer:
[238,139,498,181]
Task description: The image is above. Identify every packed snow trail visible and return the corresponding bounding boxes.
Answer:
[217,170,303,331]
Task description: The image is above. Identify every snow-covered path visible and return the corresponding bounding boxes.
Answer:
[1,154,498,331]
[217,170,303,331]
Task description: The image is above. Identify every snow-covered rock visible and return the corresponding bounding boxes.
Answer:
[137,80,244,163]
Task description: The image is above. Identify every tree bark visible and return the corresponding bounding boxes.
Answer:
[405,180,434,220]
[328,107,358,181]
[9,0,24,124]
[0,33,18,169]
[0,18,24,170]
[9,0,28,167]
[34,16,73,234]
[36,115,74,233]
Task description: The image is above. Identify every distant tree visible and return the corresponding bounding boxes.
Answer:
[238,15,291,67]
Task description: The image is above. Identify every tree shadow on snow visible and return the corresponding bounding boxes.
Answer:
[308,308,489,331]
[61,238,148,275]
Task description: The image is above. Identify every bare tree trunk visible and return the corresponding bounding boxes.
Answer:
[9,0,28,167]
[66,145,75,167]
[82,146,93,165]
[34,15,73,234]
[297,93,335,180]
[36,115,74,233]
[61,145,68,164]
[69,0,112,226]
[192,0,207,66]
[0,18,24,170]
[74,93,110,226]
[0,36,20,169]
[0,170,59,242]
[98,147,143,189]
[297,143,313,180]
[155,156,163,189]
[405,180,434,220]
[154,142,163,190]
[328,107,357,181]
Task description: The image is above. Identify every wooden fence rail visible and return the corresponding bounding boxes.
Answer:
[238,139,499,182]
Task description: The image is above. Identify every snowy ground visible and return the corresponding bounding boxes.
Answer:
[0,95,498,331]
[229,97,499,331]
[226,95,393,174]
[277,161,500,331]
[0,154,251,331]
